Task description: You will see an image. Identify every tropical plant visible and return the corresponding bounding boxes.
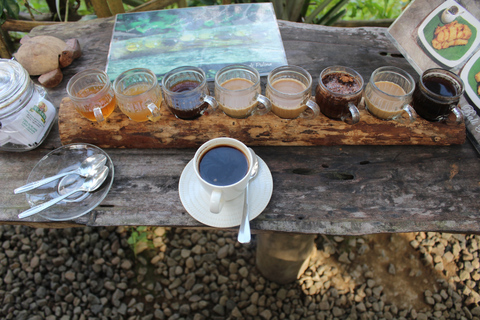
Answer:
[270,0,351,25]
[1,0,19,24]
[344,0,410,20]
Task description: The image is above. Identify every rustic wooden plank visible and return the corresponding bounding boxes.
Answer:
[59,96,465,147]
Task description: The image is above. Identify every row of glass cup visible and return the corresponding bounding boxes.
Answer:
[66,64,465,124]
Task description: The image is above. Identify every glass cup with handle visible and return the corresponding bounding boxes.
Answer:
[113,68,162,122]
[66,69,116,122]
[161,66,218,120]
[412,68,464,124]
[315,66,363,124]
[364,66,417,123]
[266,65,320,120]
[215,64,271,119]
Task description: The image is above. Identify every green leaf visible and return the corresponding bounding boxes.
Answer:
[2,0,20,19]
[304,0,335,24]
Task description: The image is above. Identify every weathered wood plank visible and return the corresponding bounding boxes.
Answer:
[58,96,465,147]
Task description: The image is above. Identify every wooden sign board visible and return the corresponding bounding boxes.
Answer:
[59,97,466,149]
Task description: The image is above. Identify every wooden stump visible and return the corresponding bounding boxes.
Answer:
[256,233,316,284]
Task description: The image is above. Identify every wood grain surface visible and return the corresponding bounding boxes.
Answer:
[0,18,479,235]
[59,96,466,148]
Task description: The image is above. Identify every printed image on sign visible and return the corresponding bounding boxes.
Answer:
[417,0,480,68]
[461,49,480,111]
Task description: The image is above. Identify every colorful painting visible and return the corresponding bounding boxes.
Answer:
[106,4,288,81]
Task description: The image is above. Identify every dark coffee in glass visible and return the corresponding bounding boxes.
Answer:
[412,68,464,123]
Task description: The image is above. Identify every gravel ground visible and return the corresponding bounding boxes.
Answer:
[1,225,480,320]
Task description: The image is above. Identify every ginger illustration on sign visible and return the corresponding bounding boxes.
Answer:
[432,21,472,50]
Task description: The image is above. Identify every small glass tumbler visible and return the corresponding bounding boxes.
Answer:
[67,69,116,122]
[266,65,320,120]
[315,66,364,124]
[215,64,271,119]
[161,66,218,120]
[364,66,417,123]
[412,68,464,124]
[113,68,162,122]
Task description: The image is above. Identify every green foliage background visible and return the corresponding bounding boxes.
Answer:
[10,0,410,24]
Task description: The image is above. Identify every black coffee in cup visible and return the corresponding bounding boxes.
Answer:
[199,146,248,186]
[412,68,464,122]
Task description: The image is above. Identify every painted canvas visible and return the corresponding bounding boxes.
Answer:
[105,3,288,81]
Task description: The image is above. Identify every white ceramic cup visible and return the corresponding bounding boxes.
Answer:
[193,137,255,214]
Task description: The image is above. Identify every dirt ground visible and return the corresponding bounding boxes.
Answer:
[319,233,457,311]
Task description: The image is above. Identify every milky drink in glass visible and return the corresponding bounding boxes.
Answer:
[364,66,416,123]
[215,64,271,119]
[266,65,319,119]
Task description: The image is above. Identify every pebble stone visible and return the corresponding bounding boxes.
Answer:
[1,226,480,319]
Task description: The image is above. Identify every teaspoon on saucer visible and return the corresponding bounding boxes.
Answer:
[18,166,109,219]
[14,154,107,194]
[237,153,259,243]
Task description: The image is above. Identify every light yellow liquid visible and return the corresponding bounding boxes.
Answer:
[118,83,161,122]
[365,81,407,119]
[269,78,307,119]
[219,78,257,118]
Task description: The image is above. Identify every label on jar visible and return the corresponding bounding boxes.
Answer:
[0,91,56,148]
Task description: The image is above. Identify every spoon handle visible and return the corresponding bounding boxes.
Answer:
[14,170,74,194]
[238,185,251,243]
[18,188,81,219]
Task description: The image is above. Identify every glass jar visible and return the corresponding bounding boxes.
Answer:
[0,59,57,152]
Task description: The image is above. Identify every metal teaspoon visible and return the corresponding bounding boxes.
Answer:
[14,154,107,194]
[237,154,259,243]
[18,166,109,219]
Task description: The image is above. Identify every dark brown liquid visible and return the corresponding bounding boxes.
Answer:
[168,80,207,120]
[171,80,200,93]
[423,76,457,97]
[412,76,460,121]
[316,73,362,119]
[199,146,248,186]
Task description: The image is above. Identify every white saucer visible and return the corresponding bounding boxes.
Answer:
[179,156,273,228]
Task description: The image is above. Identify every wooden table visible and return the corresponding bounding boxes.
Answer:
[1,17,479,283]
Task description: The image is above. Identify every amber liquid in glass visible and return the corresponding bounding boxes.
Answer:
[120,84,160,122]
[76,84,116,121]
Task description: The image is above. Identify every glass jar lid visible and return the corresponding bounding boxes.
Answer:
[0,59,31,114]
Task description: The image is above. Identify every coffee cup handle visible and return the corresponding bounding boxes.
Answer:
[400,104,417,124]
[299,100,320,120]
[343,102,360,124]
[146,101,161,122]
[210,189,223,214]
[253,94,272,116]
[447,105,464,125]
[93,106,105,122]
[201,95,219,116]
